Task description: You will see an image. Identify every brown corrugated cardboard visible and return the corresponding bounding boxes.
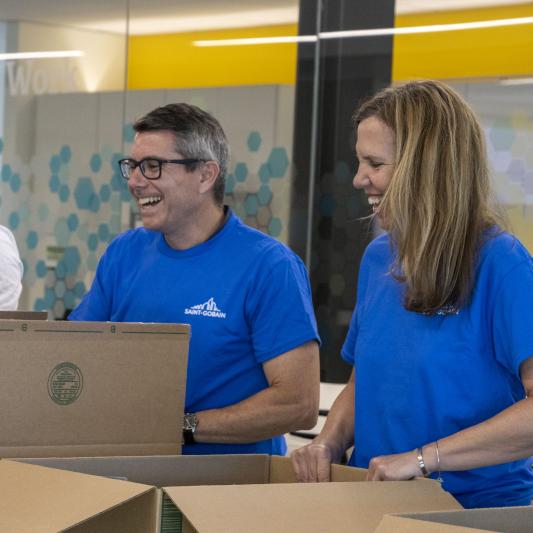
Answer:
[0,310,47,319]
[18,454,364,486]
[18,455,460,533]
[163,479,462,533]
[376,507,533,533]
[0,320,189,457]
[0,460,156,533]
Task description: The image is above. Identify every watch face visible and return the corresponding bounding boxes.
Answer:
[184,412,198,431]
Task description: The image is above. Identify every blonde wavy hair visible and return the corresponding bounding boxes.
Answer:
[354,80,505,314]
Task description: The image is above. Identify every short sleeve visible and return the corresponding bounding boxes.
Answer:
[246,253,320,363]
[341,308,359,365]
[492,258,533,375]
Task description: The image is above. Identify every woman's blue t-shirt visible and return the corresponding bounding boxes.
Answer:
[341,231,533,509]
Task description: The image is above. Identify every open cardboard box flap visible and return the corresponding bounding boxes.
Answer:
[162,474,461,533]
[18,454,367,486]
[0,460,156,533]
[375,507,533,533]
[13,455,460,532]
[0,320,189,458]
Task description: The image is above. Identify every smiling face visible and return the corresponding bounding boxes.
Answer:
[127,130,204,237]
[353,116,396,221]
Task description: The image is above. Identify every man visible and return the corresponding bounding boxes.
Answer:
[0,225,23,310]
[70,103,320,455]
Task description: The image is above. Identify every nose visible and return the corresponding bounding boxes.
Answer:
[352,164,368,190]
[127,165,149,191]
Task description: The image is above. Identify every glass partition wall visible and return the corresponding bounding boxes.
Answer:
[1,0,532,384]
[0,1,129,318]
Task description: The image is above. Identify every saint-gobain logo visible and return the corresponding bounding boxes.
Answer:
[48,362,83,406]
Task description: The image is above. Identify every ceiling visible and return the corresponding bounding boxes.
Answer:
[0,0,530,35]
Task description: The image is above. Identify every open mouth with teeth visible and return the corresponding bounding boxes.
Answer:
[138,196,162,208]
[367,196,382,211]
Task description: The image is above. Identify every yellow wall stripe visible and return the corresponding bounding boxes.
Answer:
[393,4,533,81]
[128,24,298,90]
[127,4,533,89]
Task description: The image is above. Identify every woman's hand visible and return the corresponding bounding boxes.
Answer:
[367,449,423,480]
[291,440,344,482]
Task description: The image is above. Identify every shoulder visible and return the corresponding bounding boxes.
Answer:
[231,215,305,270]
[478,230,532,275]
[361,232,392,266]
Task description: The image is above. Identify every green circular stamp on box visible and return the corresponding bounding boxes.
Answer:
[48,362,83,405]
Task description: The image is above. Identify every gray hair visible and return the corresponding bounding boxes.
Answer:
[133,103,229,206]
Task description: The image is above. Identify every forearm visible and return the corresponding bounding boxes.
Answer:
[313,375,355,462]
[194,384,317,444]
[422,397,533,474]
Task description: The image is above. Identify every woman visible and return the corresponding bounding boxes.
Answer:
[292,80,533,509]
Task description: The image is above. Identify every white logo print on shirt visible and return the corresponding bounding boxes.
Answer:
[184,297,227,319]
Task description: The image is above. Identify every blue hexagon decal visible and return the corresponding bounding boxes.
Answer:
[268,217,282,237]
[73,281,86,298]
[259,163,271,184]
[26,231,38,250]
[59,184,70,202]
[49,174,60,193]
[90,153,102,173]
[2,164,12,183]
[67,213,79,232]
[123,124,135,143]
[34,298,46,311]
[56,260,67,280]
[87,233,99,252]
[36,260,48,278]
[257,185,273,206]
[10,173,21,193]
[225,173,236,194]
[244,194,259,216]
[60,145,72,163]
[8,212,19,230]
[98,224,110,242]
[99,184,111,202]
[234,162,248,183]
[63,247,81,275]
[247,132,262,152]
[75,177,99,211]
[268,148,289,178]
[49,154,61,173]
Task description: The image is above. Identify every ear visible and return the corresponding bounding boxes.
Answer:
[198,161,220,195]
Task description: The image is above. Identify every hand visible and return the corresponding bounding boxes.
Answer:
[367,449,422,481]
[291,440,341,482]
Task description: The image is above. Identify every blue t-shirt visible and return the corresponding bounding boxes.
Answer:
[342,231,533,509]
[70,209,319,456]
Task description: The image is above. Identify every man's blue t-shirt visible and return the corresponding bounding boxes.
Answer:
[70,209,319,456]
[342,231,533,509]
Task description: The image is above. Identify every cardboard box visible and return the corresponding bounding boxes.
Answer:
[0,320,189,457]
[0,310,47,319]
[0,460,157,533]
[18,454,461,533]
[376,507,533,532]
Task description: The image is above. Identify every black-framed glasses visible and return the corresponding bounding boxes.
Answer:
[118,157,205,180]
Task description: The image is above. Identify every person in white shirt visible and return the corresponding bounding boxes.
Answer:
[0,225,23,310]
